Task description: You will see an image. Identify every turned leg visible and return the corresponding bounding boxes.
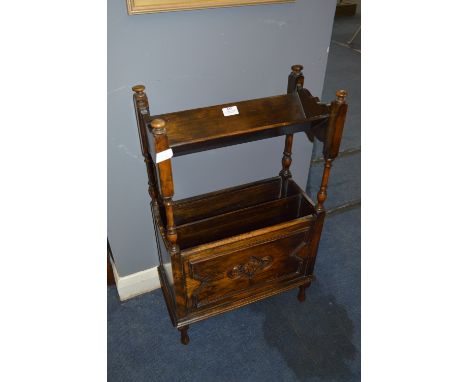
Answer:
[297,282,311,302]
[178,325,189,345]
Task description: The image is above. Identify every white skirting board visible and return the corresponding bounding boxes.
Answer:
[110,259,161,301]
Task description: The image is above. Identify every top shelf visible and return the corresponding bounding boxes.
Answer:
[149,88,330,156]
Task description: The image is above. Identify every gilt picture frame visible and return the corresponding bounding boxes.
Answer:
[126,0,295,15]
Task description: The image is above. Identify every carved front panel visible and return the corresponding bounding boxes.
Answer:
[185,231,309,309]
[227,255,273,280]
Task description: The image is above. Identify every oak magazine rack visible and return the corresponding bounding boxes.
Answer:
[132,65,348,345]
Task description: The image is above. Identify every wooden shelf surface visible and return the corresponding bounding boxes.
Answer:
[150,89,329,156]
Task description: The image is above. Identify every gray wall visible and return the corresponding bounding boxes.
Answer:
[108,0,336,277]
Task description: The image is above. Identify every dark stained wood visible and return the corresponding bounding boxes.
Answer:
[132,86,159,201]
[173,177,307,227]
[307,90,348,284]
[317,159,332,213]
[179,276,313,327]
[279,134,293,197]
[177,193,314,250]
[288,64,304,93]
[297,284,307,302]
[151,119,177,250]
[317,90,348,213]
[297,281,311,302]
[149,91,329,156]
[285,65,316,302]
[173,177,282,225]
[297,88,330,120]
[181,210,313,260]
[131,65,349,344]
[186,230,309,309]
[323,90,348,160]
[151,119,188,319]
[132,85,166,224]
[178,325,189,345]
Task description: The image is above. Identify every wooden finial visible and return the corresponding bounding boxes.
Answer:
[132,85,145,93]
[132,85,149,111]
[151,118,166,134]
[291,64,303,74]
[336,90,347,103]
[288,65,305,93]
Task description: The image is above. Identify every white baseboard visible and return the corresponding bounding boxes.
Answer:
[110,259,161,301]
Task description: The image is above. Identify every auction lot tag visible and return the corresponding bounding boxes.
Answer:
[156,148,173,163]
[222,106,239,116]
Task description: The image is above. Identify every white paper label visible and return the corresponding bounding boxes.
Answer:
[155,148,173,163]
[222,106,239,116]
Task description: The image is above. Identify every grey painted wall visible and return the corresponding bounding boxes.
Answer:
[108,0,336,277]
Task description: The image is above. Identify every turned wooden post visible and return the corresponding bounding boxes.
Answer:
[151,119,178,254]
[279,134,293,197]
[316,90,348,212]
[132,85,161,203]
[299,90,348,302]
[280,65,304,197]
[151,119,188,323]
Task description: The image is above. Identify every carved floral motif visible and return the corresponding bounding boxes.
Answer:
[227,256,273,280]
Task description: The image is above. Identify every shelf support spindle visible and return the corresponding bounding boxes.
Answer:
[280,134,293,197]
[299,90,348,301]
[151,119,178,255]
[132,85,160,204]
[280,65,304,197]
[151,119,188,322]
[316,90,348,212]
